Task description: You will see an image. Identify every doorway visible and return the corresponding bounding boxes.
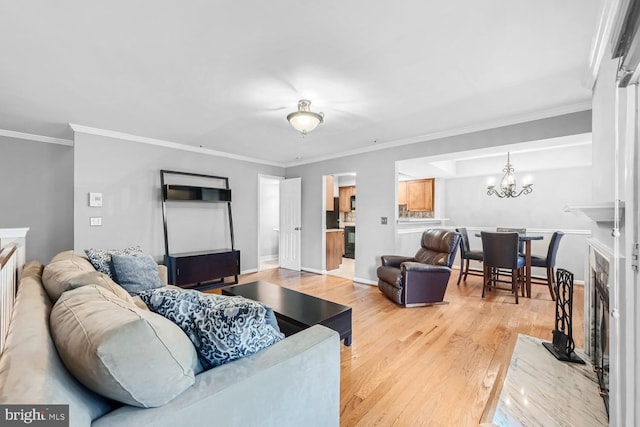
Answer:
[257,175,281,271]
[323,173,356,279]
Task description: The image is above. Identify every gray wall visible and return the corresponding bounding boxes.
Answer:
[73,131,285,272]
[0,136,73,263]
[287,110,592,283]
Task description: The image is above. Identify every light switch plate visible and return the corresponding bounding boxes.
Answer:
[90,217,102,226]
[89,192,103,207]
[381,217,388,225]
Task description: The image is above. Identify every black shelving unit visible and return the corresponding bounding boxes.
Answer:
[160,170,240,290]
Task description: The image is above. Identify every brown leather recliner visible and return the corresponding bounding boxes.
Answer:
[377,229,461,306]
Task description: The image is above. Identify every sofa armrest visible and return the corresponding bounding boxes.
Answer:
[401,262,451,274]
[381,255,414,268]
[92,325,340,427]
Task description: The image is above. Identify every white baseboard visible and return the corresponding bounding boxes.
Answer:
[354,277,377,286]
[241,268,258,275]
[301,266,324,275]
[259,255,278,262]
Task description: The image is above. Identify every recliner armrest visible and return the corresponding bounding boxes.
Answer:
[401,262,451,274]
[380,255,414,268]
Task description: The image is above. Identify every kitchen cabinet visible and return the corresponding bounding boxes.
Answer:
[325,175,334,211]
[339,186,355,212]
[326,230,344,270]
[398,181,408,205]
[406,179,434,211]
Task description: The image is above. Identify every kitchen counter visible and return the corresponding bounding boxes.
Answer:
[397,218,449,223]
[341,222,356,227]
[326,229,345,270]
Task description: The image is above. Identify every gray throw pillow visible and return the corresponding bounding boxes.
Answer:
[84,246,143,278]
[110,254,164,295]
[139,288,284,370]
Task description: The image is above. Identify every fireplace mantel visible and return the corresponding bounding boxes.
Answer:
[564,202,624,224]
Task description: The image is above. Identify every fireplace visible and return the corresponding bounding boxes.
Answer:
[591,248,610,416]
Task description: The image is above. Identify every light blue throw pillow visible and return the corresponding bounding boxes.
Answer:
[138,288,284,370]
[110,254,164,295]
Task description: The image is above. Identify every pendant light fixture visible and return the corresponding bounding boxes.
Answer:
[287,99,324,136]
[486,152,533,198]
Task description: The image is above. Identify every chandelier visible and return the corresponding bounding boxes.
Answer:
[486,152,533,198]
[287,99,324,135]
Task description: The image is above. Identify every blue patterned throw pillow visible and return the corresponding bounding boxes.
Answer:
[110,254,164,295]
[84,246,144,278]
[138,288,284,369]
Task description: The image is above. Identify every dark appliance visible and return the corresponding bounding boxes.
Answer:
[326,197,339,229]
[350,195,356,211]
[344,226,355,259]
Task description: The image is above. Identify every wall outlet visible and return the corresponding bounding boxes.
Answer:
[90,217,102,226]
[381,217,388,225]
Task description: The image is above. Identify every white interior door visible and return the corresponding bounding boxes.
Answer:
[279,177,301,271]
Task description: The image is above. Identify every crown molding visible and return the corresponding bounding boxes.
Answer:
[284,101,593,167]
[69,124,286,168]
[0,129,73,146]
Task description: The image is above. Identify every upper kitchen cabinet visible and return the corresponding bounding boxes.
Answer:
[339,185,355,212]
[325,175,335,211]
[404,179,434,211]
[398,181,408,205]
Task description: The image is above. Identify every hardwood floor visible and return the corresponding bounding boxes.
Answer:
[225,268,584,427]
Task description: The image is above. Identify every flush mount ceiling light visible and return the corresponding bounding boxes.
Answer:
[487,152,533,198]
[287,99,324,136]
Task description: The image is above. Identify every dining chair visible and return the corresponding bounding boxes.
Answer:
[496,227,526,254]
[529,231,564,300]
[455,228,483,285]
[481,232,526,304]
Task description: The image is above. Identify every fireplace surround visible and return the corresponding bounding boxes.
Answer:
[586,239,615,418]
[591,246,610,415]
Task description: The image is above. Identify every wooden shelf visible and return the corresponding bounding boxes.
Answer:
[164,184,231,202]
[160,170,238,289]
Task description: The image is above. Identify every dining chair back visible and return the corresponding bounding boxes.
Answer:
[530,231,564,300]
[496,227,526,254]
[455,227,483,285]
[481,231,526,304]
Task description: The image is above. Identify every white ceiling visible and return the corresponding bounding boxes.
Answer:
[0,1,598,165]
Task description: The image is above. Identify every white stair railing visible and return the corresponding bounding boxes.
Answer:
[0,245,17,355]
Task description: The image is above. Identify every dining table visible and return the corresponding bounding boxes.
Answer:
[475,232,543,298]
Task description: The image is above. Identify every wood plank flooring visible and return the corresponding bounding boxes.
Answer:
[221,268,584,427]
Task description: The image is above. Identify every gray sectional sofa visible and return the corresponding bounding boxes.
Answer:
[0,251,340,426]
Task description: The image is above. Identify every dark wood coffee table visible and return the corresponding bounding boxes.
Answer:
[222,281,352,346]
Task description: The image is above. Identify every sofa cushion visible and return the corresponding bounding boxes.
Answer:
[42,250,96,302]
[67,271,149,310]
[139,288,284,370]
[110,254,164,295]
[50,285,201,408]
[84,246,143,278]
[0,262,114,425]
